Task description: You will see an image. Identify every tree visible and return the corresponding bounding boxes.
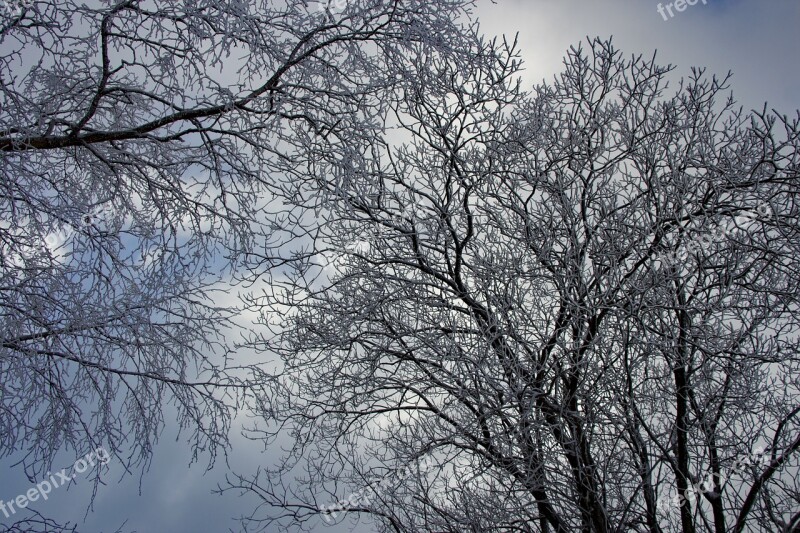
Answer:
[0,0,478,528]
[235,38,800,532]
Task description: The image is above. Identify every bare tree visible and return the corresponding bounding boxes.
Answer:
[0,0,478,523]
[236,38,800,532]
[0,510,79,533]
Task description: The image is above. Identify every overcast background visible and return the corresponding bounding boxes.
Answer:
[1,1,798,531]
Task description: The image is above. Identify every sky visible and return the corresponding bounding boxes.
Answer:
[475,0,800,115]
[2,1,798,532]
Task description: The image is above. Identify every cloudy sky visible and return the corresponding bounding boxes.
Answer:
[2,1,797,532]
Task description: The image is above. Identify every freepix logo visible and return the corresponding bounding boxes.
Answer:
[4,203,114,271]
[654,201,773,272]
[657,0,708,21]
[315,0,347,14]
[0,447,111,519]
[0,0,32,18]
[656,447,769,512]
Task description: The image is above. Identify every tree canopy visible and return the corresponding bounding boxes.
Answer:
[2,2,800,532]
[233,38,800,532]
[0,1,478,530]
